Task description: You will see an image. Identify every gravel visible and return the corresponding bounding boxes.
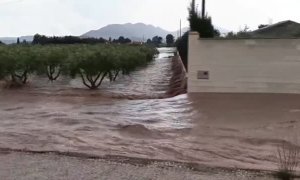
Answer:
[0,152,275,180]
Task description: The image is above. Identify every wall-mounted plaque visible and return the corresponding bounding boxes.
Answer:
[197,71,209,80]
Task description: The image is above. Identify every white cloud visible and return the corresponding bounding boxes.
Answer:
[0,0,299,36]
[0,0,97,36]
[207,0,300,31]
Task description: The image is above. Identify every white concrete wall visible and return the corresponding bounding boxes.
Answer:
[188,32,300,94]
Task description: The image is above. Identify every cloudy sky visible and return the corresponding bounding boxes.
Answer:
[0,0,299,37]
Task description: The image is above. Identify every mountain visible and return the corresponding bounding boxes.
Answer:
[82,23,230,41]
[82,23,178,42]
[0,36,33,44]
[0,23,229,44]
[250,20,300,38]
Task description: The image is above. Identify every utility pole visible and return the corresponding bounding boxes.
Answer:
[202,0,206,18]
[180,19,182,38]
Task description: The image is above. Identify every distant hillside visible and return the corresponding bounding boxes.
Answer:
[250,20,300,38]
[0,36,33,44]
[0,23,228,44]
[82,23,172,42]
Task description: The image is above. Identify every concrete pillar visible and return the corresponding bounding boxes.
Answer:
[188,31,199,93]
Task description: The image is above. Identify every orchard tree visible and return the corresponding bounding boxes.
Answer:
[36,46,69,81]
[0,46,38,84]
[0,47,11,80]
[69,48,114,89]
[12,46,38,84]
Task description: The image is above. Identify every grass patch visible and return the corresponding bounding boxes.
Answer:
[275,141,299,180]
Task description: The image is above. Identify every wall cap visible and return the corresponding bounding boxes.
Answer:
[189,31,199,35]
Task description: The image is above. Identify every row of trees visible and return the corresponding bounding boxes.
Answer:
[14,34,175,46]
[32,34,108,45]
[111,36,132,44]
[146,36,163,46]
[0,44,158,89]
[146,34,175,47]
[32,34,134,45]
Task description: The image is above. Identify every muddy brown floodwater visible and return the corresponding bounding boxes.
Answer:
[0,47,300,175]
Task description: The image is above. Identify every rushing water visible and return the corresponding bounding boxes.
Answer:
[1,47,300,172]
[0,47,193,157]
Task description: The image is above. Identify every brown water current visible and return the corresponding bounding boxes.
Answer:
[1,47,300,173]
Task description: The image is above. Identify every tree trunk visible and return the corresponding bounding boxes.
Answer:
[113,70,120,81]
[95,72,108,88]
[79,72,92,89]
[12,70,28,84]
[21,71,28,84]
[79,71,107,90]
[11,74,16,82]
[47,66,61,81]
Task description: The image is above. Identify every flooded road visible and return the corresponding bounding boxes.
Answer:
[0,47,300,173]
